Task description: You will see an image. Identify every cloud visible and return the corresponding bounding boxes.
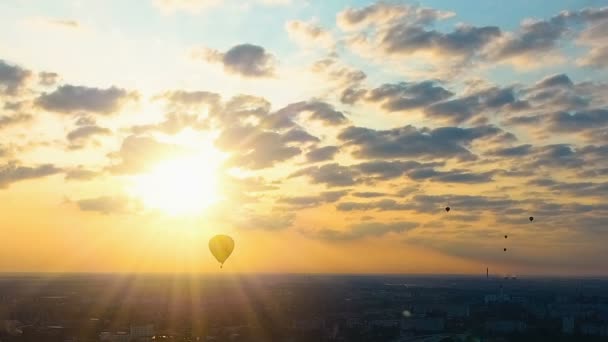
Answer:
[66,125,112,149]
[309,221,418,241]
[64,166,99,181]
[233,211,295,230]
[278,190,349,208]
[425,87,517,124]
[337,2,454,31]
[131,112,207,135]
[76,196,139,215]
[38,72,59,86]
[286,20,334,48]
[36,85,139,115]
[365,81,453,111]
[338,124,508,161]
[198,43,276,78]
[265,100,348,128]
[108,135,185,174]
[305,146,339,163]
[216,125,301,169]
[548,109,608,132]
[0,59,31,95]
[290,163,358,187]
[0,114,33,129]
[0,162,62,188]
[407,168,495,183]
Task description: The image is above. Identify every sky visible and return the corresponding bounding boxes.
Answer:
[0,0,607,275]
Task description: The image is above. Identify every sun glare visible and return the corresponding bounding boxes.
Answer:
[130,149,224,216]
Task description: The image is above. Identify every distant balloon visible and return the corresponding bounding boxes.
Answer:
[504,248,507,252]
[445,207,450,212]
[529,216,534,222]
[504,235,508,239]
[209,235,235,268]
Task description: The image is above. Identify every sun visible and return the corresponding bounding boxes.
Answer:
[129,150,224,216]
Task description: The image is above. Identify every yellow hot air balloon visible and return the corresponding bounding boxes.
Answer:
[209,235,234,268]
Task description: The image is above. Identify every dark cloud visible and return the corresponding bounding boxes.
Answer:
[425,87,517,124]
[340,87,367,105]
[309,221,418,241]
[290,163,358,187]
[352,191,386,198]
[355,160,436,181]
[338,124,507,160]
[382,24,501,57]
[486,144,533,157]
[0,59,31,95]
[548,109,608,132]
[306,146,339,163]
[67,125,111,147]
[407,168,495,183]
[202,44,276,78]
[265,100,348,129]
[36,85,138,114]
[281,128,320,143]
[487,15,569,62]
[76,196,138,215]
[0,162,62,188]
[366,81,453,111]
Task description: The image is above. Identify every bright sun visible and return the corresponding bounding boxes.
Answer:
[130,148,224,216]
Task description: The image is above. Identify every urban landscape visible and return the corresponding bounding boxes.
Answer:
[0,274,607,341]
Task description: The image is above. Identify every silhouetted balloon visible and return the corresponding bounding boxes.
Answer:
[445,207,450,212]
[209,235,234,268]
[504,248,507,252]
[504,235,508,239]
[529,216,534,222]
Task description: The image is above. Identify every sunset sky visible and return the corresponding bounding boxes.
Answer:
[1,0,607,275]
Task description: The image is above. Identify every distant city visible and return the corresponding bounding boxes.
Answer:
[0,274,607,341]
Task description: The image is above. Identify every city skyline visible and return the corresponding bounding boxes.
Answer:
[0,0,607,275]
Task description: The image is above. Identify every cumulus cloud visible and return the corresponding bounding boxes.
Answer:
[306,146,339,163]
[36,85,139,115]
[309,221,418,241]
[0,59,31,95]
[197,43,277,78]
[278,190,349,208]
[0,162,62,188]
[365,81,453,110]
[108,135,185,174]
[265,100,348,128]
[286,20,334,48]
[338,124,509,161]
[66,125,112,149]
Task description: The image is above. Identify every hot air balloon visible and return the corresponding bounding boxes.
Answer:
[529,216,534,222]
[445,207,450,212]
[504,235,508,239]
[504,248,507,252]
[209,235,234,268]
